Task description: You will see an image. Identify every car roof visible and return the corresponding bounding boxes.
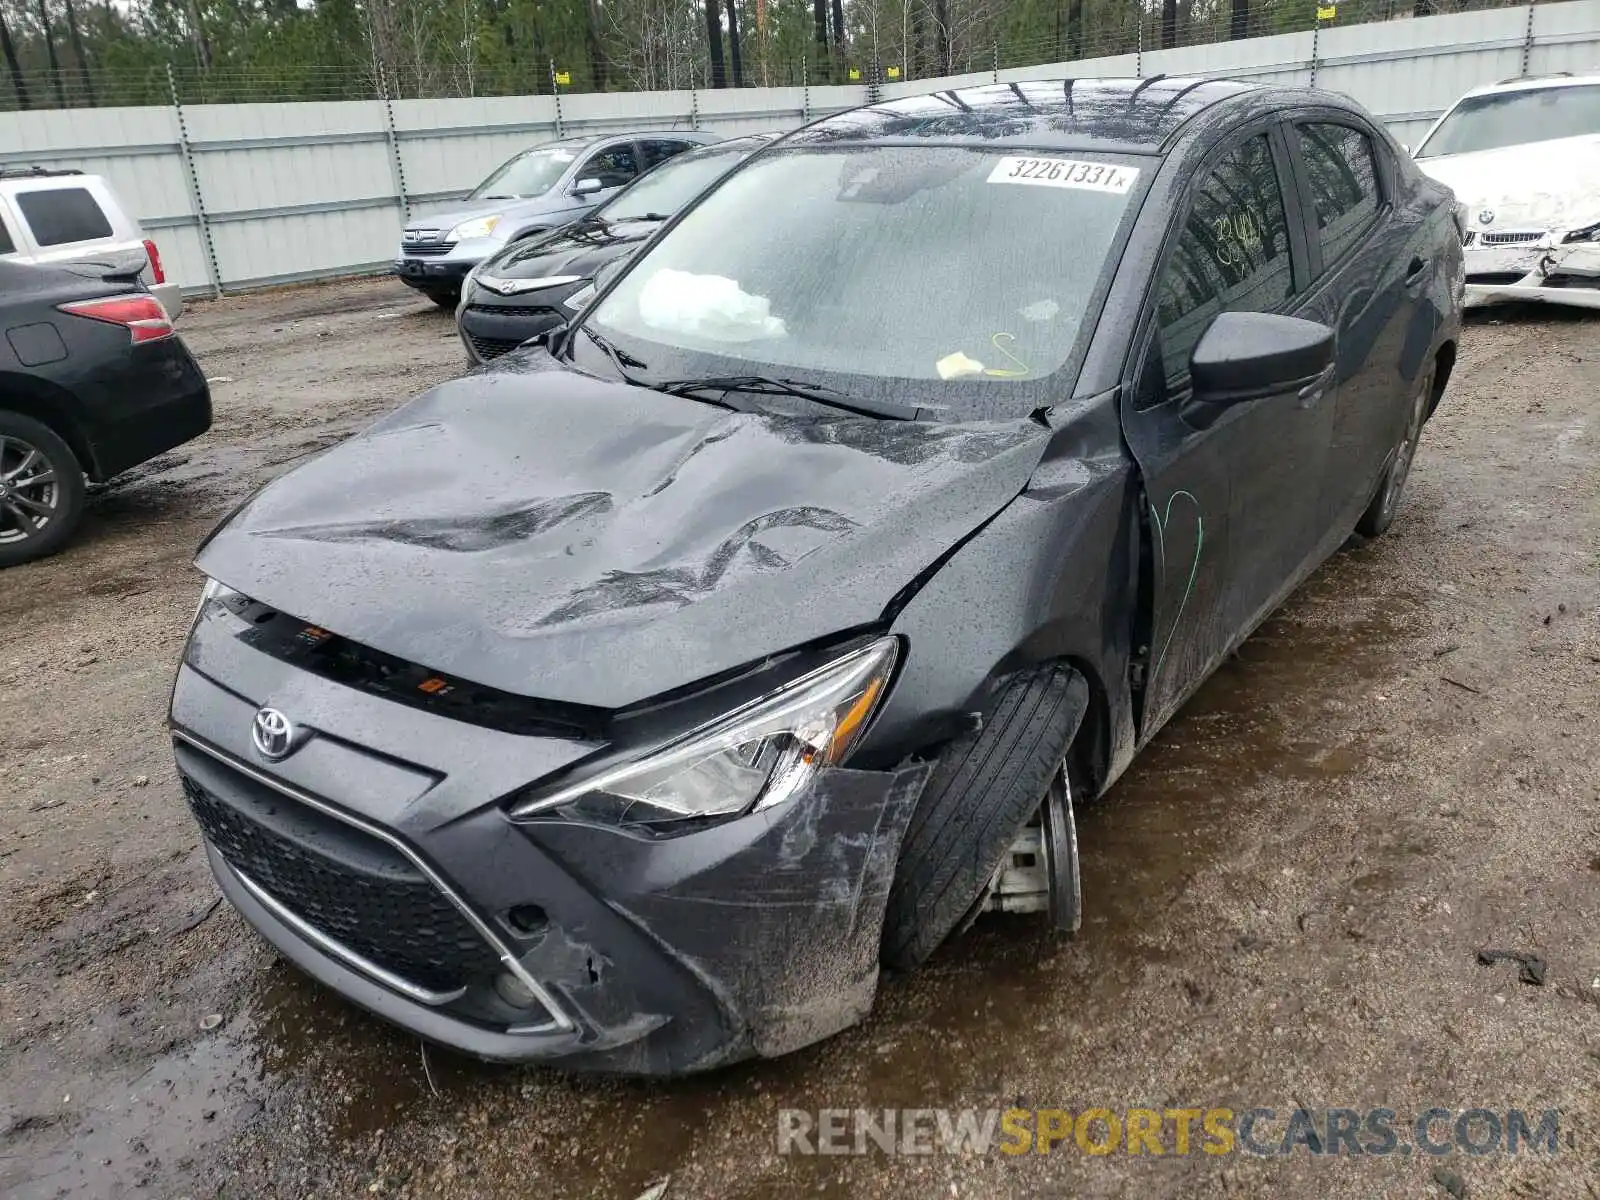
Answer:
[788,77,1266,154]
[1458,71,1600,99]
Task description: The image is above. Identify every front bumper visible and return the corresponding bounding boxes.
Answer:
[170,640,928,1075]
[1463,237,1600,309]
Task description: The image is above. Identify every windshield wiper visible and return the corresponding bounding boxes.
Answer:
[652,375,922,421]
[580,325,649,385]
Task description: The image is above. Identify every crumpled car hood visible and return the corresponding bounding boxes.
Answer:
[1419,134,1600,230]
[196,362,1051,709]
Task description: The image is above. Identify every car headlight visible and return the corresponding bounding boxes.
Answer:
[189,577,239,634]
[508,636,899,832]
[562,282,596,312]
[1562,219,1600,244]
[448,215,502,241]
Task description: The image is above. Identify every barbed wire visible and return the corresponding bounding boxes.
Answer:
[0,0,1537,112]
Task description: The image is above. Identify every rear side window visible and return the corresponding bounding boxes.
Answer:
[15,187,114,247]
[639,140,693,171]
[0,214,14,255]
[1296,124,1381,267]
[1156,134,1295,380]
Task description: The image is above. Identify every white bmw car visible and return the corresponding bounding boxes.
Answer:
[1414,72,1600,308]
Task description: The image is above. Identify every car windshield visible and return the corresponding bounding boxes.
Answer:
[1417,84,1600,157]
[470,145,579,199]
[601,145,758,222]
[579,144,1142,412]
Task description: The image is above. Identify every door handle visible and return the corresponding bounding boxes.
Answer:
[1404,256,1429,288]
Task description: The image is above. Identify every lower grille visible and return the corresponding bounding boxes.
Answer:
[1466,272,1528,286]
[467,332,523,359]
[183,774,502,993]
[402,242,456,258]
[466,304,562,320]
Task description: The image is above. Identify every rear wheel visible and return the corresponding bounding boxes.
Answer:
[0,413,86,568]
[882,664,1088,970]
[1356,360,1434,538]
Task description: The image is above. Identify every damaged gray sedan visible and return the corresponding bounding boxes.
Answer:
[170,77,1461,1075]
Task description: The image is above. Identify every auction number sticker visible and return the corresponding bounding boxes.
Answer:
[988,156,1139,194]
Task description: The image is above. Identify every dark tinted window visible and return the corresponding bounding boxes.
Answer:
[580,144,639,189]
[1298,123,1380,267]
[15,187,114,247]
[0,214,14,255]
[639,139,693,170]
[1156,134,1294,380]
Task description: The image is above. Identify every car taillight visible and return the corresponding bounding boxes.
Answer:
[142,238,166,284]
[58,295,174,344]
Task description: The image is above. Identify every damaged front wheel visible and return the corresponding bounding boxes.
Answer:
[881,664,1089,971]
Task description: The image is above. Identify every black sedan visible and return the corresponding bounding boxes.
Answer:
[171,78,1462,1075]
[1,259,210,567]
[457,134,776,364]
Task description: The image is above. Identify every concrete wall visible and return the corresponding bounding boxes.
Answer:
[3,0,1596,296]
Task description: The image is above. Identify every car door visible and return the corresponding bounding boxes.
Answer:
[1283,116,1422,543]
[1121,124,1329,737]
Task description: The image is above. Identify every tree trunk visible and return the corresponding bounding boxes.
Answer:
[584,0,607,91]
[34,0,66,106]
[812,0,828,78]
[933,0,949,73]
[830,0,845,48]
[0,7,28,109]
[62,0,94,104]
[1067,0,1083,58]
[727,0,744,86]
[909,0,927,76]
[1160,0,1178,49]
[705,0,727,87]
[1412,0,1435,13]
[183,0,212,70]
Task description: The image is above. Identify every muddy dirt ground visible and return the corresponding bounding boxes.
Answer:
[1,277,1597,1199]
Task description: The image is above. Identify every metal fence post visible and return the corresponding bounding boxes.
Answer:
[992,40,999,82]
[1136,22,1144,77]
[1309,17,1321,87]
[166,63,222,299]
[550,60,564,137]
[689,85,700,130]
[378,65,410,226]
[802,55,811,123]
[1520,2,1536,77]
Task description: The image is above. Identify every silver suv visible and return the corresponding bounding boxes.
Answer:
[0,167,181,319]
[393,131,719,309]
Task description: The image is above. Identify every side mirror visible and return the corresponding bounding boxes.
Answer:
[522,321,568,352]
[1190,311,1334,405]
[573,177,604,196]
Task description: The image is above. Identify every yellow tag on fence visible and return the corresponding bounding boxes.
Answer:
[554,70,572,86]
[1316,5,1336,19]
[886,65,902,79]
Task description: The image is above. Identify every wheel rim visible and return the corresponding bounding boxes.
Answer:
[1382,368,1432,517]
[0,434,61,546]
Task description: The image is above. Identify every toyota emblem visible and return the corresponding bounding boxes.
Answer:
[1478,208,1495,226]
[252,708,295,760]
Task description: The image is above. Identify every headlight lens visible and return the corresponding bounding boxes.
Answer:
[1562,219,1600,244]
[189,577,238,634]
[562,282,596,312]
[448,215,502,241]
[509,636,899,832]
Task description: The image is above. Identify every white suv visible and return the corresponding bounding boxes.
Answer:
[0,167,182,319]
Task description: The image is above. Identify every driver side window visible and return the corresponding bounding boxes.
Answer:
[579,144,639,190]
[1155,134,1295,382]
